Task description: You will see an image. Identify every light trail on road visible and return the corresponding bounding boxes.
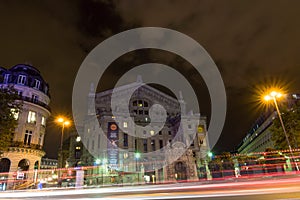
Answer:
[1,176,300,199]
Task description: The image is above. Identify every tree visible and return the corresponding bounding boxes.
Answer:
[208,152,235,178]
[270,103,300,150]
[0,86,22,156]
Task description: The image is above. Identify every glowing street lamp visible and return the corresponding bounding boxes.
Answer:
[56,117,71,170]
[264,90,299,171]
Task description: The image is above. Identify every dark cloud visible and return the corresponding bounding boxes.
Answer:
[1,0,300,157]
[0,0,125,158]
[114,0,300,152]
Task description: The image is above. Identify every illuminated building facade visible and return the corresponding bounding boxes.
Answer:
[77,77,210,184]
[237,94,300,154]
[237,112,275,154]
[0,64,51,187]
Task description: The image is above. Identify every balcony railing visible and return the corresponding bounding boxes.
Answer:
[10,141,43,150]
[17,96,51,111]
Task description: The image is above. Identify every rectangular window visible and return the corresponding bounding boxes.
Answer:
[11,108,19,120]
[38,133,43,146]
[24,130,33,145]
[123,122,128,128]
[75,147,81,159]
[159,140,163,149]
[17,75,26,85]
[168,131,172,135]
[151,140,155,151]
[133,100,137,106]
[4,74,10,83]
[27,111,36,123]
[143,139,148,152]
[24,134,27,145]
[34,79,40,89]
[41,116,46,126]
[18,91,23,97]
[32,94,38,103]
[123,133,128,147]
[159,131,162,135]
[138,100,143,107]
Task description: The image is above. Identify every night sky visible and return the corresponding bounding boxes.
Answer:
[1,0,300,158]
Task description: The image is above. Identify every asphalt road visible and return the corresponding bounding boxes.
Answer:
[2,176,300,200]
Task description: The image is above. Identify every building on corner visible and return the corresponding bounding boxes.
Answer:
[0,64,51,188]
[68,76,210,185]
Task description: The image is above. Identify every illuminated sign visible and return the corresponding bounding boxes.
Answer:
[197,125,204,133]
[107,122,119,169]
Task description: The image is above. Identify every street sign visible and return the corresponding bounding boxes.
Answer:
[16,172,24,180]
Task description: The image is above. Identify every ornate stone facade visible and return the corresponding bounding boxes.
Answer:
[71,77,209,184]
[0,64,51,188]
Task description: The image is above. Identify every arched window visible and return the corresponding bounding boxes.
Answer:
[34,161,39,170]
[18,159,30,171]
[0,158,11,173]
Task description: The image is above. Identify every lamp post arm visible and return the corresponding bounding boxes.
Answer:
[273,97,292,150]
[60,123,65,169]
[273,97,299,171]
[61,124,65,151]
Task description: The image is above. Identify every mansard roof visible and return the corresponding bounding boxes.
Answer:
[96,80,179,104]
[0,64,50,96]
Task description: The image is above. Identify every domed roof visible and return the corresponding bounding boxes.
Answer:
[0,64,50,97]
[10,64,45,82]
[0,66,7,73]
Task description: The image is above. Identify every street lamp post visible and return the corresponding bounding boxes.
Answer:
[264,91,299,171]
[56,117,71,182]
[135,152,140,184]
[102,158,107,186]
[95,159,101,186]
[96,158,107,186]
